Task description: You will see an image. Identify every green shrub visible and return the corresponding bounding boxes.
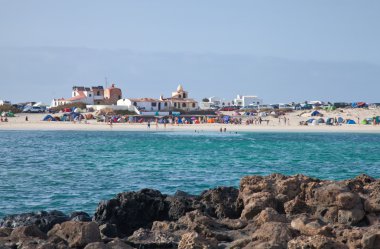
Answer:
[0,105,22,114]
[50,102,87,112]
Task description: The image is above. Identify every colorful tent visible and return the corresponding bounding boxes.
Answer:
[43,115,56,121]
[347,120,356,124]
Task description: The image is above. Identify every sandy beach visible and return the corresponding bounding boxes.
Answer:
[1,109,380,133]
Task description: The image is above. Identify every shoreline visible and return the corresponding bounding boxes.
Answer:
[2,110,380,133]
[1,122,380,133]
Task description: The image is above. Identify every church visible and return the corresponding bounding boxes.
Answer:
[164,84,199,111]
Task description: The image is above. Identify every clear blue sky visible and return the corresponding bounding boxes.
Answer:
[0,0,379,103]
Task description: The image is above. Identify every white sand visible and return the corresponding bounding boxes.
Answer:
[1,109,380,133]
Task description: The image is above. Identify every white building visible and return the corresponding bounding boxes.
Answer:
[117,97,171,112]
[118,84,199,112]
[233,95,263,107]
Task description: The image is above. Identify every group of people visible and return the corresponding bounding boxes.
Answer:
[0,117,8,122]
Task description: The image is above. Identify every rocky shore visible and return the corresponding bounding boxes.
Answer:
[1,174,380,249]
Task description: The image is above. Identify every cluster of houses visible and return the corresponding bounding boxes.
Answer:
[49,83,264,114]
[2,83,378,114]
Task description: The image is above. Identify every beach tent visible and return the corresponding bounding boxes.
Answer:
[43,115,56,121]
[311,111,321,117]
[318,118,325,124]
[347,120,356,124]
[223,116,230,123]
[63,108,71,113]
[326,118,334,125]
[307,118,315,123]
[337,117,344,124]
[312,120,318,125]
[74,108,84,113]
[361,119,368,125]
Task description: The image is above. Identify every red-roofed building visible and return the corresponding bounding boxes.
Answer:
[51,84,122,107]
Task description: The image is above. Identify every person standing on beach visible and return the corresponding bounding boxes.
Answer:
[148,121,151,129]
[25,116,28,122]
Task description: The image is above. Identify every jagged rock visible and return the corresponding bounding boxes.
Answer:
[178,232,218,249]
[84,242,109,249]
[337,208,365,225]
[335,227,364,249]
[165,196,197,221]
[127,228,178,248]
[251,222,295,247]
[0,211,69,233]
[365,213,380,225]
[290,215,332,236]
[243,241,284,249]
[47,221,101,248]
[336,192,361,210]
[70,212,92,222]
[361,230,380,249]
[99,224,118,241]
[240,192,276,220]
[107,239,134,249]
[10,225,47,241]
[288,235,348,249]
[0,228,12,238]
[315,206,339,224]
[199,187,241,219]
[309,183,349,207]
[364,197,380,213]
[284,197,310,215]
[94,189,169,236]
[255,208,287,225]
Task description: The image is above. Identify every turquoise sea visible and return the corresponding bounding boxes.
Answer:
[0,131,379,217]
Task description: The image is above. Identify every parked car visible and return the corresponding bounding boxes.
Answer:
[23,106,44,113]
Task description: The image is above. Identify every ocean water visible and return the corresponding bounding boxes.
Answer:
[0,130,379,217]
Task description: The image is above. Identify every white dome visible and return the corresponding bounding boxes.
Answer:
[177,84,183,92]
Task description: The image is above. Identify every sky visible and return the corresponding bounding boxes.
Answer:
[0,0,379,104]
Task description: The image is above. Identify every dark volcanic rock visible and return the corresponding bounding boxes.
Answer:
[199,186,242,219]
[0,211,69,233]
[70,211,92,222]
[6,174,380,249]
[94,189,169,236]
[47,221,101,248]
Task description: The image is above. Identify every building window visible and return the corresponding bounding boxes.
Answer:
[97,91,100,96]
[182,103,186,107]
[133,102,137,106]
[89,94,92,97]
[174,103,177,107]
[164,102,168,107]
[152,102,157,107]
[118,95,121,99]
[183,93,187,98]
[192,103,195,108]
